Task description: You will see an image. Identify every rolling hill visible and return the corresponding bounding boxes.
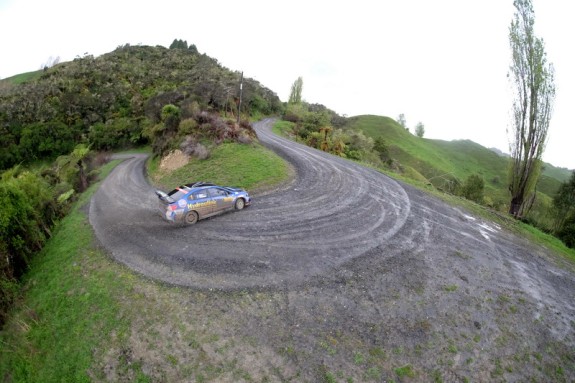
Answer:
[343,115,571,205]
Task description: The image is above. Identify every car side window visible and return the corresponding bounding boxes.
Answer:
[208,188,227,197]
[191,191,208,200]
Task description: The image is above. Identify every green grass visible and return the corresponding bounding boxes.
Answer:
[149,142,291,193]
[273,120,296,137]
[394,364,415,378]
[517,221,575,264]
[444,285,458,292]
[0,160,134,382]
[0,70,43,85]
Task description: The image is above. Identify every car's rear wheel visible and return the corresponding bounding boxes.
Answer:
[235,198,245,210]
[184,211,198,225]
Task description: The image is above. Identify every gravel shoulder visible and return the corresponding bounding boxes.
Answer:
[89,118,575,381]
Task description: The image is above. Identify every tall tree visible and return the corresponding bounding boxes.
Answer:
[169,39,188,50]
[397,113,407,129]
[507,0,555,218]
[415,122,425,138]
[288,76,303,104]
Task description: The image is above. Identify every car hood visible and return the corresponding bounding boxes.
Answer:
[226,187,246,194]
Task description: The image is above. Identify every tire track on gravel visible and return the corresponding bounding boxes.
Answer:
[89,118,412,289]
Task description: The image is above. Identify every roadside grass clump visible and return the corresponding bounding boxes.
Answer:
[452,250,472,260]
[149,141,291,193]
[273,120,297,138]
[365,366,381,380]
[432,369,443,382]
[394,364,415,378]
[353,351,365,365]
[368,347,386,363]
[443,284,458,292]
[320,366,337,383]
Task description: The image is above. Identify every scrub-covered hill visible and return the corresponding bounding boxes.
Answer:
[0,42,282,170]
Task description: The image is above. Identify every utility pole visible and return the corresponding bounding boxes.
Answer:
[237,71,243,124]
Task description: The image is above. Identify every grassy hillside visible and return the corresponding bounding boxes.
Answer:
[344,115,570,204]
[0,70,43,86]
[148,142,292,193]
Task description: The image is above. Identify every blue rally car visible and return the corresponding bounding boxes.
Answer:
[155,182,251,224]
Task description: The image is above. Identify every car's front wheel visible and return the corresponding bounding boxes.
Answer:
[235,198,245,210]
[184,211,199,225]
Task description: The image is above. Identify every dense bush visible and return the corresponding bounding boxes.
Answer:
[552,171,575,247]
[557,216,575,248]
[461,174,485,203]
[0,146,107,325]
[0,168,61,324]
[281,103,388,164]
[0,44,281,170]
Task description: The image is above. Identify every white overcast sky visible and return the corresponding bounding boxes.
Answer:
[1,0,573,169]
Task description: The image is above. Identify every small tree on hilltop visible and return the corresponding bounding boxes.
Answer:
[288,77,303,104]
[169,39,188,50]
[415,122,425,138]
[397,113,407,129]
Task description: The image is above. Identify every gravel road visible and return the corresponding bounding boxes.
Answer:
[90,118,575,380]
[89,118,414,289]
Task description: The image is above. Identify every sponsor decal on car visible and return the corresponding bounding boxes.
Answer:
[178,199,187,208]
[187,200,217,210]
[223,197,234,202]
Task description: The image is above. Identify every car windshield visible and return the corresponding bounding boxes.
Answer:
[168,188,188,201]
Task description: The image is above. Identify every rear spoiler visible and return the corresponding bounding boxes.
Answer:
[155,190,174,203]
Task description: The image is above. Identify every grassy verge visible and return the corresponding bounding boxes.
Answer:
[148,141,292,194]
[0,160,126,382]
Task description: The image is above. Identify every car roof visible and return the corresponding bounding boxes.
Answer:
[167,182,216,195]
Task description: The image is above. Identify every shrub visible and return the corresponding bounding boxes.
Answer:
[557,216,575,248]
[180,136,210,160]
[0,168,61,325]
[461,174,485,203]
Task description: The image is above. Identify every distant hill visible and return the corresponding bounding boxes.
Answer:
[344,115,571,203]
[489,147,510,157]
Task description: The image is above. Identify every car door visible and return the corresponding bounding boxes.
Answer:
[187,189,215,218]
[207,187,233,213]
